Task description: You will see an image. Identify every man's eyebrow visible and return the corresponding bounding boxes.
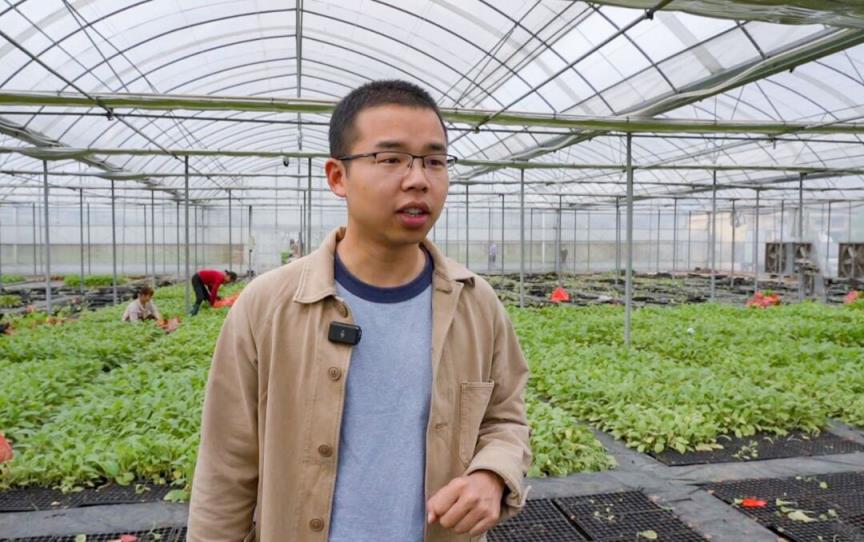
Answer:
[373,140,448,152]
[374,140,405,150]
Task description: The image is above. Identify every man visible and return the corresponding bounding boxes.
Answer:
[189,269,237,316]
[121,285,161,322]
[188,80,531,541]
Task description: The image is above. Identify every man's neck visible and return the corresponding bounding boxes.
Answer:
[336,228,426,288]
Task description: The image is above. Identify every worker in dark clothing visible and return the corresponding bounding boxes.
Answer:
[190,269,237,316]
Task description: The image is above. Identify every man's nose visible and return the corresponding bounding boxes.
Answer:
[402,157,430,190]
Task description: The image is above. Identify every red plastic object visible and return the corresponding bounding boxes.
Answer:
[844,290,861,305]
[741,498,767,508]
[746,291,781,308]
[0,432,13,463]
[213,292,240,308]
[156,317,181,334]
[550,287,570,303]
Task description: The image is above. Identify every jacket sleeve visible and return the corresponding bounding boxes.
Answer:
[187,292,259,541]
[465,297,532,522]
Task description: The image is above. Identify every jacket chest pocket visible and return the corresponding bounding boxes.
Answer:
[458,381,495,466]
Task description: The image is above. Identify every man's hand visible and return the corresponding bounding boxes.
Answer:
[426,470,506,536]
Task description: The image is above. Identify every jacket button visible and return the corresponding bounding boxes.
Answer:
[327,367,342,381]
[318,444,333,457]
[309,517,324,531]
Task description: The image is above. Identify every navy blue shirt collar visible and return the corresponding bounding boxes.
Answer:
[334,246,434,303]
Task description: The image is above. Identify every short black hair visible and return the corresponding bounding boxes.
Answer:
[225,270,238,282]
[329,80,447,158]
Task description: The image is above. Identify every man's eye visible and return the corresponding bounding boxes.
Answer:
[378,155,404,165]
[426,157,446,168]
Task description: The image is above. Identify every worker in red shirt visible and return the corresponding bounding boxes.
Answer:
[190,269,238,315]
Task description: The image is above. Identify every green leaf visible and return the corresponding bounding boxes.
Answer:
[163,489,189,502]
[788,510,817,523]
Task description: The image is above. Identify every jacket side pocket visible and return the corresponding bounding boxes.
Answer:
[459,381,495,466]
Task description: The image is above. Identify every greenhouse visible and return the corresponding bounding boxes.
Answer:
[0,1,863,541]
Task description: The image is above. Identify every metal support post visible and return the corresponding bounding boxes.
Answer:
[487,204,492,273]
[151,191,156,283]
[730,200,737,282]
[798,174,805,302]
[556,194,562,280]
[825,201,832,275]
[710,171,717,302]
[87,203,91,275]
[31,203,37,276]
[687,209,692,271]
[307,157,312,252]
[624,135,635,347]
[672,199,678,272]
[465,186,469,267]
[585,210,591,273]
[42,161,52,312]
[78,190,85,296]
[184,157,191,313]
[519,170,525,307]
[615,197,621,285]
[175,202,180,280]
[753,190,760,294]
[529,208,534,274]
[111,181,118,304]
[228,190,233,270]
[500,194,505,275]
[144,204,149,276]
[656,208,661,273]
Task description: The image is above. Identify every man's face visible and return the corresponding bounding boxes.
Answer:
[140,293,152,304]
[325,104,449,248]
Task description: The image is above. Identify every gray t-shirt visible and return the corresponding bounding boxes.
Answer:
[328,250,434,542]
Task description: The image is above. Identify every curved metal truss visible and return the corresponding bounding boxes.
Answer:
[0,0,861,212]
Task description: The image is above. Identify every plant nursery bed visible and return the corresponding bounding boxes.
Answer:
[650,430,864,466]
[554,491,707,541]
[0,481,175,512]
[488,499,587,541]
[489,493,706,541]
[1,526,185,542]
[705,471,864,542]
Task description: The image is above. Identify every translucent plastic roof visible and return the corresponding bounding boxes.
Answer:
[0,0,863,211]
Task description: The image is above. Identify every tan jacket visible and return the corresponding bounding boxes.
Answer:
[187,227,531,541]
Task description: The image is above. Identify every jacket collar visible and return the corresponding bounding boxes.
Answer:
[293,226,474,304]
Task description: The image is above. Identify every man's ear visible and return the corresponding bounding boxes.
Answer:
[325,158,348,198]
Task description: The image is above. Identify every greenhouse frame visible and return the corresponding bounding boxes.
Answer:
[1,2,864,541]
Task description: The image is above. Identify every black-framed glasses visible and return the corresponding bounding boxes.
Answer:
[336,151,457,180]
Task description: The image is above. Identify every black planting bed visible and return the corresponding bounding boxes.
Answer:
[554,492,706,541]
[488,499,587,541]
[0,481,175,512]
[650,430,864,466]
[489,492,707,541]
[705,471,864,542]
[1,527,185,542]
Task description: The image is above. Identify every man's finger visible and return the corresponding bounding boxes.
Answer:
[426,478,465,523]
[452,504,487,534]
[438,494,474,530]
[469,515,498,537]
